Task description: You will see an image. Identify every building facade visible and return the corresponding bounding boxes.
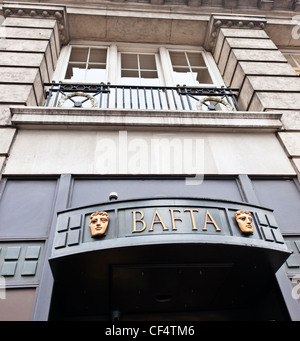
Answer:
[0,0,300,321]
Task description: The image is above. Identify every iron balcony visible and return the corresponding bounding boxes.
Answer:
[44,82,240,112]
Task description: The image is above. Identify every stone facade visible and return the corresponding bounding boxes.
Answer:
[0,1,300,321]
[0,2,299,179]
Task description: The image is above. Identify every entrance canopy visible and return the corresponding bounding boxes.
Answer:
[49,198,290,318]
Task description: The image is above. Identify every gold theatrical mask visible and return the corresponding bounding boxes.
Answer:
[89,211,109,237]
[235,210,254,234]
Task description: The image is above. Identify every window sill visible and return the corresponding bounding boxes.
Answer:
[10,106,283,132]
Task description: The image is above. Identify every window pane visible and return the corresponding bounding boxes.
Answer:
[69,47,88,63]
[139,54,156,70]
[66,47,107,82]
[65,64,86,81]
[86,64,106,82]
[89,48,107,63]
[172,67,194,85]
[121,70,139,78]
[140,70,158,79]
[170,51,212,86]
[187,52,206,67]
[121,53,159,86]
[65,64,106,82]
[121,54,138,70]
[169,51,187,67]
[195,68,213,84]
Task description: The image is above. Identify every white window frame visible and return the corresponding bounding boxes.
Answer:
[117,50,164,86]
[52,42,225,88]
[53,44,109,83]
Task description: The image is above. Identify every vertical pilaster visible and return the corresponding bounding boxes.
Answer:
[206,14,300,180]
[1,3,68,107]
[0,4,68,178]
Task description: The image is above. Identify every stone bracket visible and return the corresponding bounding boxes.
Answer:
[2,2,69,45]
[205,14,267,52]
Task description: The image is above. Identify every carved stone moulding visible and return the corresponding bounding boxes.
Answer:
[204,14,267,52]
[2,3,69,45]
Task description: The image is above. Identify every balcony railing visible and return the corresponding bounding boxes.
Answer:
[44,82,240,111]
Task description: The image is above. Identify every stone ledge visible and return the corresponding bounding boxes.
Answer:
[10,106,283,131]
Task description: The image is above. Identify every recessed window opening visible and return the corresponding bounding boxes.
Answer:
[121,53,159,86]
[60,44,217,87]
[169,51,213,86]
[65,47,107,82]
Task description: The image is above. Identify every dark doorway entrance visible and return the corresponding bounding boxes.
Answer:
[49,244,290,321]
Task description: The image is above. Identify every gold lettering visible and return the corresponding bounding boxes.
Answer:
[203,210,221,232]
[184,209,199,230]
[132,210,146,233]
[169,209,182,230]
[149,210,169,232]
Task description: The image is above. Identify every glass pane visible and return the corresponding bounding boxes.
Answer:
[140,70,158,79]
[172,67,194,85]
[69,47,88,62]
[139,54,156,70]
[65,64,86,81]
[121,54,138,70]
[187,52,206,67]
[86,65,106,82]
[195,68,213,84]
[121,53,159,86]
[169,51,187,67]
[139,71,159,86]
[89,48,107,63]
[121,69,139,78]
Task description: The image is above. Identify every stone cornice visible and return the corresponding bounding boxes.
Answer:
[2,0,300,12]
[204,14,267,52]
[2,2,69,45]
